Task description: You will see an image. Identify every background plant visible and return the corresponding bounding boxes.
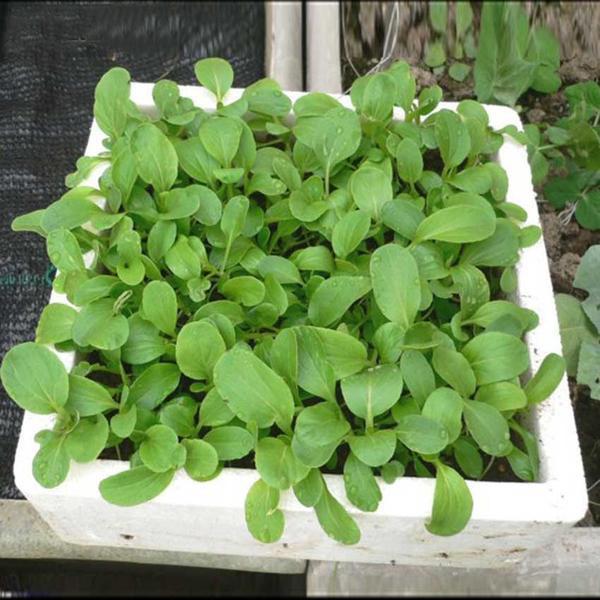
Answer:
[2,58,565,546]
[524,81,600,230]
[556,245,600,400]
[474,1,561,107]
[424,1,475,83]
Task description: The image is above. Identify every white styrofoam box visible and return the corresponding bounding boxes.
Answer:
[13,84,588,568]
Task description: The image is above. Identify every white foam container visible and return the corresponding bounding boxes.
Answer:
[13,84,588,568]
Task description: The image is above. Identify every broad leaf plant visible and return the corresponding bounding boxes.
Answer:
[2,58,566,544]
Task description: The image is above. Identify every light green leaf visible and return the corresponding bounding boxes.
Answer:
[341,364,403,422]
[314,483,361,545]
[462,332,529,385]
[194,57,234,102]
[255,437,310,490]
[395,414,449,454]
[204,426,254,461]
[176,320,226,381]
[100,466,175,506]
[1,342,68,414]
[426,462,473,536]
[214,345,294,430]
[343,453,381,512]
[130,123,178,193]
[370,244,420,329]
[245,479,285,543]
[308,276,371,327]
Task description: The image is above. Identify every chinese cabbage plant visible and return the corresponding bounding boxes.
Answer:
[2,58,566,545]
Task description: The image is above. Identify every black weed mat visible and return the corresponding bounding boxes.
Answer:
[0,558,306,597]
[0,1,265,499]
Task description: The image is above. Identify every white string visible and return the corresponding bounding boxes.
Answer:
[339,1,401,97]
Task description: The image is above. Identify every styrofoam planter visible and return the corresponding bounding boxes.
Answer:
[14,84,588,568]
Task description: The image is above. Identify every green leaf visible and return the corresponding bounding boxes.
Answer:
[382,198,425,240]
[245,479,285,543]
[100,466,175,506]
[65,374,119,416]
[221,276,265,307]
[214,345,294,430]
[314,483,361,545]
[414,205,496,244]
[425,40,446,68]
[93,67,130,139]
[174,137,219,185]
[258,255,302,284]
[475,381,527,411]
[350,165,393,220]
[203,426,254,461]
[65,414,109,463]
[71,298,129,351]
[255,437,310,490]
[182,439,219,480]
[110,405,137,438]
[198,388,235,427]
[294,106,361,181]
[139,424,181,473]
[453,437,483,479]
[361,72,396,121]
[307,326,368,379]
[347,430,396,467]
[243,78,291,118]
[463,400,511,456]
[47,229,85,273]
[460,220,520,268]
[435,109,471,169]
[194,57,234,102]
[295,402,350,449]
[395,414,449,454]
[176,320,226,381]
[32,431,70,488]
[332,210,371,259]
[308,276,371,327]
[555,293,597,377]
[341,364,403,422]
[41,192,100,233]
[473,2,536,106]
[574,245,600,330]
[524,353,566,404]
[400,350,436,406]
[343,453,381,512]
[128,363,181,411]
[426,462,473,536]
[449,62,471,82]
[429,1,447,33]
[35,303,77,344]
[293,469,324,507]
[142,281,177,336]
[370,244,420,329]
[432,346,476,398]
[130,123,178,193]
[462,332,529,385]
[577,342,600,400]
[422,387,463,444]
[122,314,166,365]
[1,342,68,414]
[395,138,423,184]
[199,116,243,167]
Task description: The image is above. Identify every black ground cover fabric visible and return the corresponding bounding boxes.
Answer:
[0,1,265,499]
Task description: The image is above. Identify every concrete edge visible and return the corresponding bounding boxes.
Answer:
[0,499,307,574]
